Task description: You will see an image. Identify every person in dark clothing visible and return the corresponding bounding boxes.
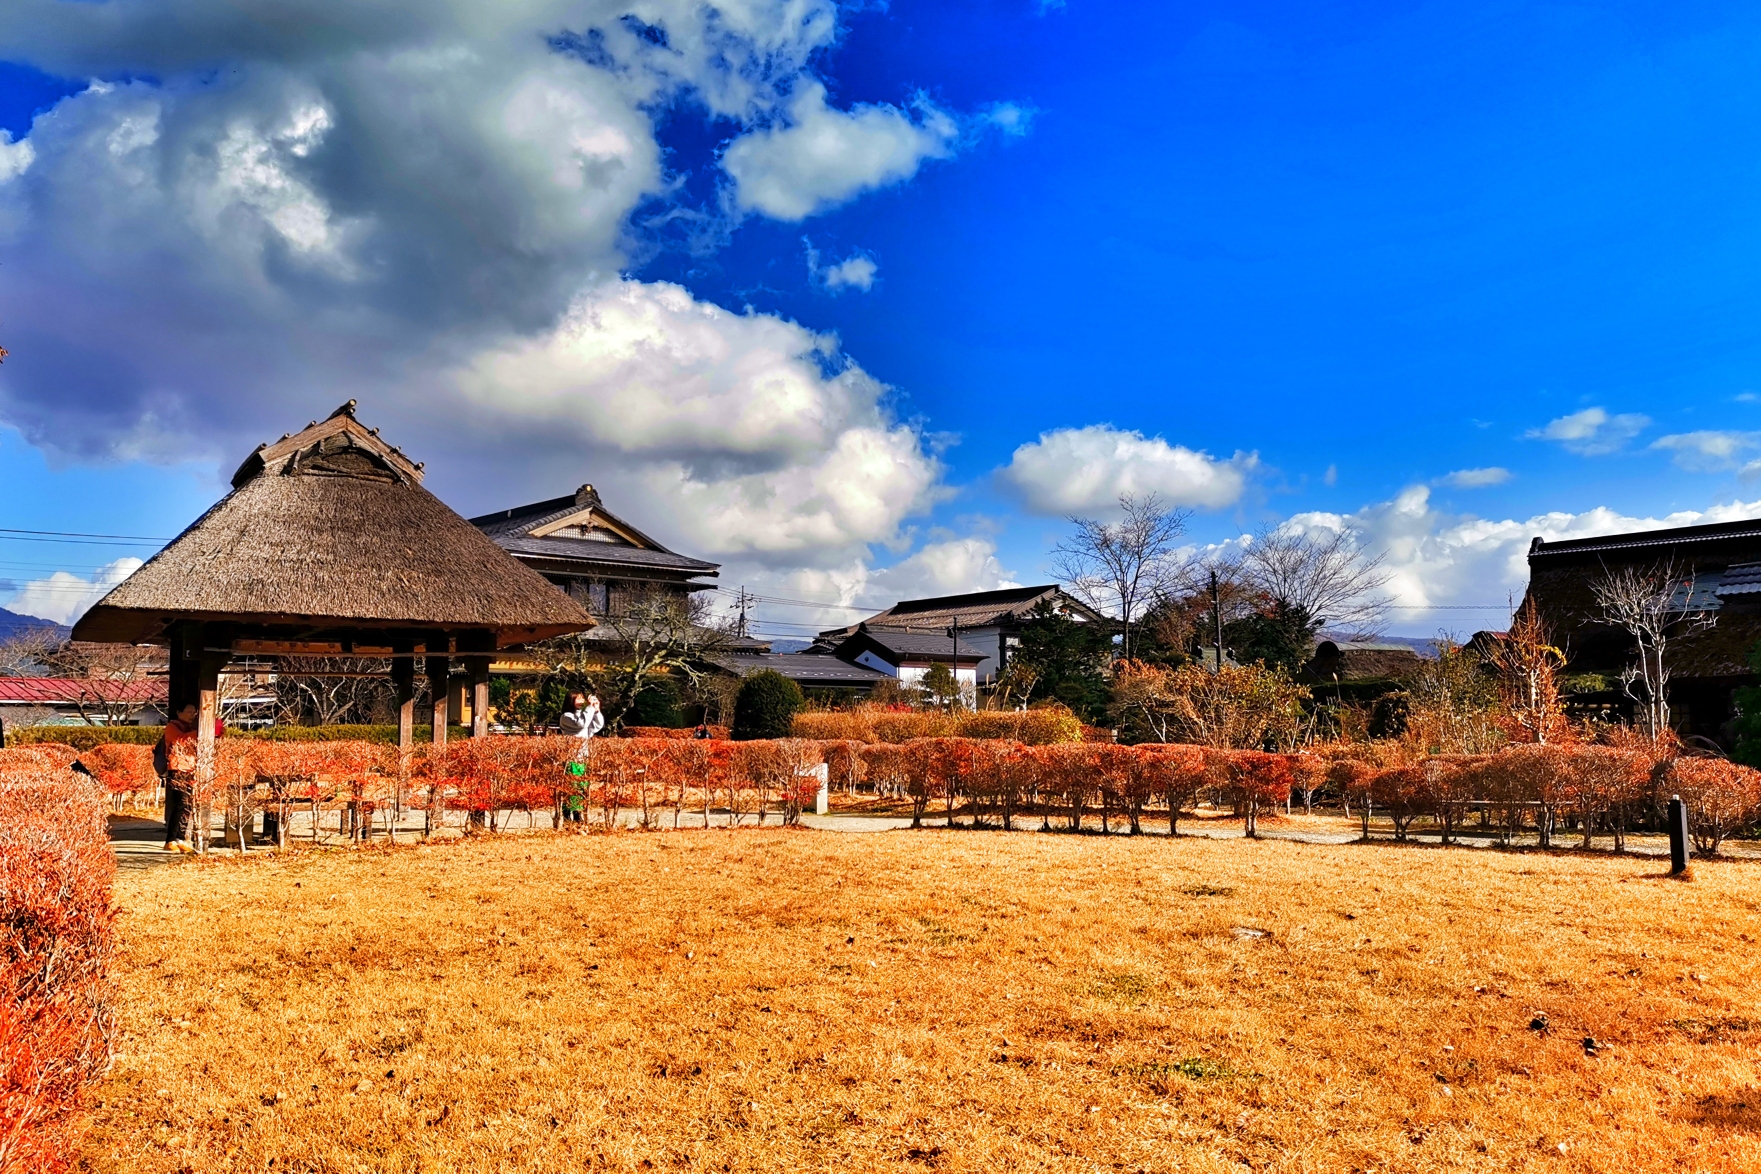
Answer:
[156,702,200,851]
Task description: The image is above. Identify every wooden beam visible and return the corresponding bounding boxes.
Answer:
[391,644,417,763]
[193,644,224,854]
[426,654,451,750]
[234,639,346,656]
[468,657,491,739]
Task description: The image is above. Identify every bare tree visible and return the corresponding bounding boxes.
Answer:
[1,636,164,726]
[1239,525,1391,636]
[275,657,397,725]
[1052,493,1190,660]
[1485,599,1568,745]
[1590,561,1716,739]
[1146,553,1264,663]
[0,629,61,676]
[532,587,738,730]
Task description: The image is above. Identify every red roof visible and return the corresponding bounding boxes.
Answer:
[0,677,167,704]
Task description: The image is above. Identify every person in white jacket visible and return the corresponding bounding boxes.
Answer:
[557,693,603,823]
[559,692,604,747]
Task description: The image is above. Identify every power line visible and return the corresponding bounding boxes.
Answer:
[0,527,170,541]
[710,585,881,613]
[1386,604,1512,610]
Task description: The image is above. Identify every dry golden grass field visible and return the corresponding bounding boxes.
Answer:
[78,828,1761,1173]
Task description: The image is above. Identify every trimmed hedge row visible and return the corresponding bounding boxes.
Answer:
[0,753,116,1173]
[7,725,475,750]
[791,708,1084,745]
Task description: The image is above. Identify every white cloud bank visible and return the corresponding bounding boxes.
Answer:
[731,536,1019,637]
[1650,430,1761,474]
[0,0,1032,581]
[1000,425,1256,514]
[4,558,142,625]
[1526,407,1650,455]
[722,82,958,221]
[1277,486,1761,631]
[455,279,938,559]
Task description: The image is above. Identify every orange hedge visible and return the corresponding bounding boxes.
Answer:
[0,762,115,1173]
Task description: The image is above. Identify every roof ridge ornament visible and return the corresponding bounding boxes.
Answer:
[575,484,602,508]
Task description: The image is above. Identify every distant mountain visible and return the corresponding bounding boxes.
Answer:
[0,608,69,642]
[764,638,814,654]
[1318,631,1447,659]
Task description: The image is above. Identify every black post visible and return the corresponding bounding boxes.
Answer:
[950,618,960,712]
[1668,793,1690,875]
[1210,570,1224,674]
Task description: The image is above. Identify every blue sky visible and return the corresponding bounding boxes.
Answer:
[5,1,1761,637]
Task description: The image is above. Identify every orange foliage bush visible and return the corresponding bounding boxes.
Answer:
[75,744,156,809]
[792,706,1082,745]
[1666,758,1761,855]
[619,726,730,741]
[0,767,115,1174]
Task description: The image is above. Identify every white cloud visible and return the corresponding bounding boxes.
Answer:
[721,82,959,221]
[981,102,1035,137]
[0,0,993,586]
[453,278,940,560]
[0,130,32,183]
[1525,407,1650,455]
[804,239,878,292]
[1000,424,1256,514]
[865,537,1018,602]
[822,254,878,292]
[4,558,143,625]
[720,536,1019,637]
[1273,486,1761,633]
[0,1,913,462]
[1439,466,1511,488]
[1650,430,1761,473]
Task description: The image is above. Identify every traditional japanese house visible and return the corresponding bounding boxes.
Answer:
[816,585,1106,687]
[1521,516,1761,747]
[814,624,988,707]
[471,485,720,618]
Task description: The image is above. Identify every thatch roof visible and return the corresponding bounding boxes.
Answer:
[73,403,594,647]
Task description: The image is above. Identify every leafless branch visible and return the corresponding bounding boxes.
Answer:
[1051,492,1190,659]
[1239,525,1391,636]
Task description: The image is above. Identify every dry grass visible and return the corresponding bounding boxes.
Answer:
[79,829,1761,1172]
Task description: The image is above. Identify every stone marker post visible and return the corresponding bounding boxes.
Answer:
[1668,793,1690,876]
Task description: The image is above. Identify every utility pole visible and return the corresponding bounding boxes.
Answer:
[736,586,750,639]
[1210,569,1224,674]
[950,617,961,712]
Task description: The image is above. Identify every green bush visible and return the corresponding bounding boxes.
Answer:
[625,676,685,728]
[732,671,804,741]
[8,725,161,750]
[5,723,473,749]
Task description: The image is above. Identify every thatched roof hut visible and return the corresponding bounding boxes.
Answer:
[72,403,594,771]
[74,402,593,648]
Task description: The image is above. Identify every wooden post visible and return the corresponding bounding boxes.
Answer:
[428,654,451,749]
[391,645,416,843]
[193,647,223,855]
[469,658,491,739]
[1669,793,1690,875]
[425,652,450,838]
